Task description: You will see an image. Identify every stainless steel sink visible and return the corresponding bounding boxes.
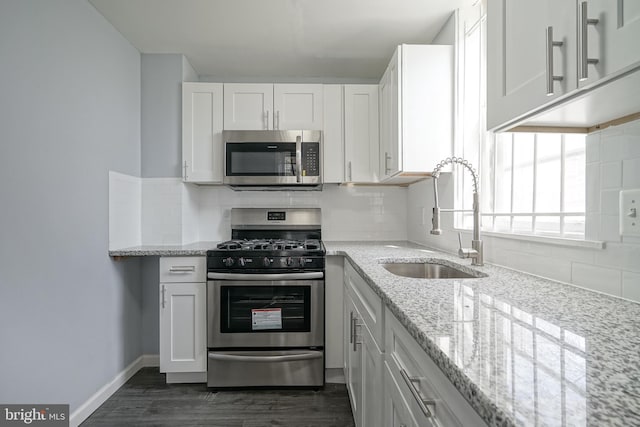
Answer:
[381,262,482,279]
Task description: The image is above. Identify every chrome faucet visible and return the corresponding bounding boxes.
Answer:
[430,157,483,266]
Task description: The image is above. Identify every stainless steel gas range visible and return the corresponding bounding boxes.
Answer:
[206,208,325,388]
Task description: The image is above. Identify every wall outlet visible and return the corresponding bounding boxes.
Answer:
[620,189,640,237]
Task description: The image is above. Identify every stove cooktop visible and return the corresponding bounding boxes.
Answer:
[215,239,323,252]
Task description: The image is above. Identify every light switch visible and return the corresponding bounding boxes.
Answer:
[620,189,640,236]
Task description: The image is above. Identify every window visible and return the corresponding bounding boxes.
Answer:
[481,132,586,238]
[454,2,586,239]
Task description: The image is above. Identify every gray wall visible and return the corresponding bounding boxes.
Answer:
[0,0,142,412]
[141,54,186,178]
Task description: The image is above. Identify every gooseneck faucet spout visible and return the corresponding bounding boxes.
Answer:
[431,157,483,266]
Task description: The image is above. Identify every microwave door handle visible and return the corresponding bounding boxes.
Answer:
[296,136,302,183]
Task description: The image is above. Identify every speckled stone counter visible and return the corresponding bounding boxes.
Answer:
[325,241,640,427]
[108,241,218,257]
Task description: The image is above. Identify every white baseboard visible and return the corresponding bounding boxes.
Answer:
[69,354,159,427]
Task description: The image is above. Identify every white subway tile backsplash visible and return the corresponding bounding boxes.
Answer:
[622,271,640,301]
[108,171,141,250]
[600,162,622,189]
[585,163,600,213]
[622,158,640,188]
[599,134,627,162]
[585,134,600,163]
[600,189,620,215]
[600,214,621,242]
[571,263,622,296]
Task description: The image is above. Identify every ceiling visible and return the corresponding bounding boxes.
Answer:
[89,0,463,82]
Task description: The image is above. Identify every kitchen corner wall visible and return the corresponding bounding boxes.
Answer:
[407,119,640,303]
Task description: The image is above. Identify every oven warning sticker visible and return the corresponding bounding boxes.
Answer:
[251,308,283,330]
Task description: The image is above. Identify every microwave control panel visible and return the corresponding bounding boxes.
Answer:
[301,143,320,177]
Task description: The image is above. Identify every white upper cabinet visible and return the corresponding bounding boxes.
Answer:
[273,84,323,130]
[488,0,640,130]
[378,45,453,184]
[487,1,575,130]
[322,85,345,183]
[223,83,322,130]
[223,83,273,130]
[182,82,224,183]
[344,85,380,183]
[579,0,640,86]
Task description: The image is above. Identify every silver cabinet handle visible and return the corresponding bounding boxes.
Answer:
[265,110,270,129]
[208,351,322,363]
[545,26,564,96]
[385,152,392,175]
[349,311,354,344]
[183,160,188,181]
[161,284,166,309]
[348,161,352,181]
[578,1,599,81]
[350,311,361,352]
[399,368,436,419]
[276,110,280,130]
[169,265,196,272]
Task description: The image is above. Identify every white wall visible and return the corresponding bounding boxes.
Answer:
[407,120,640,303]
[0,0,142,413]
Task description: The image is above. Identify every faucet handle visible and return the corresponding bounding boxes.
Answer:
[457,232,477,259]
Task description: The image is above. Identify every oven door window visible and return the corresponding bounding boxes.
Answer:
[220,285,311,333]
[226,143,297,176]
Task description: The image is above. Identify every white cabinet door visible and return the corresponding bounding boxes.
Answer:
[159,282,206,373]
[274,84,323,130]
[580,0,640,87]
[487,0,575,130]
[359,319,383,427]
[344,292,363,427]
[322,85,344,183]
[383,363,426,427]
[379,50,400,179]
[182,83,224,183]
[223,83,273,130]
[344,85,379,183]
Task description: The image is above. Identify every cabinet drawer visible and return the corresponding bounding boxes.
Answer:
[344,259,384,351]
[385,308,486,427]
[160,256,206,283]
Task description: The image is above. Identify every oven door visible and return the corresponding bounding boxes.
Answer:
[207,274,324,349]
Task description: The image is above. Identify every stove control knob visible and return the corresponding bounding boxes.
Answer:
[263,257,271,267]
[238,257,246,267]
[299,257,308,266]
[223,257,234,267]
[286,257,293,267]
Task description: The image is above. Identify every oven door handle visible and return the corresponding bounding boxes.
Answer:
[208,351,323,363]
[207,272,324,281]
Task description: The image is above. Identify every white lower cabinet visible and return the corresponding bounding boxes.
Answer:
[159,257,207,381]
[344,260,384,427]
[344,286,383,427]
[384,308,487,427]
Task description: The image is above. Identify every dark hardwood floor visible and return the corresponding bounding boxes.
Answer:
[81,367,355,427]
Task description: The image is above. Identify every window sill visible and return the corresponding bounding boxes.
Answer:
[455,229,605,250]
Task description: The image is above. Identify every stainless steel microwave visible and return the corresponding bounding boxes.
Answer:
[223,130,322,190]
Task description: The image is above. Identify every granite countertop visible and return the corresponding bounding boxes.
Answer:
[325,241,640,427]
[108,241,219,257]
